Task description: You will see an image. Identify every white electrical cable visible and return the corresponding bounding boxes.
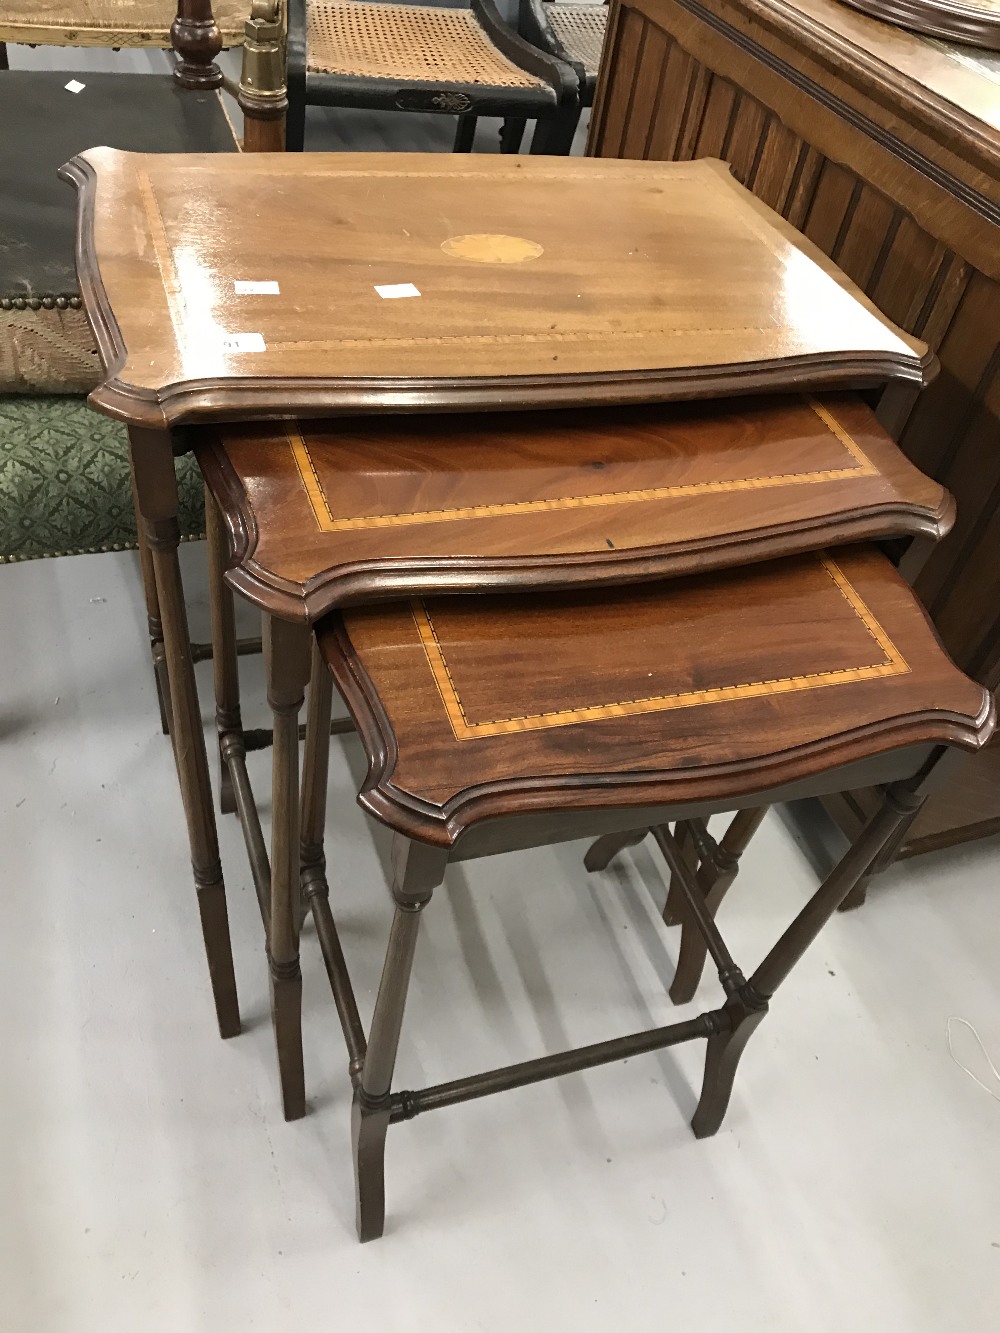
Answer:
[947,1016,1000,1104]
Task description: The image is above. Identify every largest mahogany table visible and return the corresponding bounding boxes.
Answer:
[63,149,934,1039]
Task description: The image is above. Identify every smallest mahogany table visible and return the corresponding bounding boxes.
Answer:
[196,390,955,1144]
[319,545,991,1240]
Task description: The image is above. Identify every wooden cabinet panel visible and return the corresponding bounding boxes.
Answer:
[590,0,1000,859]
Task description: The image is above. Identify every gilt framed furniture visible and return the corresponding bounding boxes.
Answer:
[284,0,579,153]
[65,149,934,1038]
[588,0,1000,867]
[0,0,245,88]
[302,546,993,1239]
[195,389,953,1126]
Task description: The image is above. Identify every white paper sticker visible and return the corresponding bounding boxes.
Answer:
[234,280,280,295]
[220,332,267,354]
[65,79,86,94]
[374,282,421,300]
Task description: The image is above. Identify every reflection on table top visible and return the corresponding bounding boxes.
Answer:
[62,150,929,428]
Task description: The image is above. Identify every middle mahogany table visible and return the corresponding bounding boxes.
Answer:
[196,391,953,1116]
[64,149,935,1040]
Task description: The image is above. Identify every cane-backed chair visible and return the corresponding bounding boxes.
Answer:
[285,0,580,152]
[502,0,606,151]
[0,0,246,87]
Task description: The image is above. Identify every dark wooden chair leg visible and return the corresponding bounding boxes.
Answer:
[693,782,925,1138]
[500,116,527,152]
[0,42,9,71]
[353,835,444,1242]
[529,104,582,155]
[669,808,768,1004]
[583,827,648,872]
[454,113,478,151]
[129,426,240,1040]
[264,614,312,1121]
[205,486,241,817]
[131,468,171,736]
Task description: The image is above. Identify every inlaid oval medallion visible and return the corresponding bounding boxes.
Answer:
[441,233,545,264]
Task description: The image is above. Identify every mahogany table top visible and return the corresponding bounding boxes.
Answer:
[318,544,992,845]
[197,392,952,620]
[61,150,932,428]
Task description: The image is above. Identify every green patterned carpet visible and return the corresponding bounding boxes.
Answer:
[0,396,204,562]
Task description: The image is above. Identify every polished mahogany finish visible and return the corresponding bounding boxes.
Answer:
[588,0,1000,867]
[837,0,1000,52]
[306,542,993,1240]
[197,393,951,619]
[60,151,931,428]
[317,546,991,846]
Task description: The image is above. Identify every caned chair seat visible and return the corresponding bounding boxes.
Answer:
[306,1,546,89]
[0,0,246,47]
[544,2,606,79]
[286,0,578,152]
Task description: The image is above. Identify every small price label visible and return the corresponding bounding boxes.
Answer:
[375,282,421,300]
[219,332,267,354]
[234,280,280,295]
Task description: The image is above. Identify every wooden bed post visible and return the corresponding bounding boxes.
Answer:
[172,0,224,89]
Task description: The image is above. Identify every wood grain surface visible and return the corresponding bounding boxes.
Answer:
[588,0,1000,858]
[61,149,931,427]
[318,545,991,845]
[836,0,1000,53]
[196,392,952,620]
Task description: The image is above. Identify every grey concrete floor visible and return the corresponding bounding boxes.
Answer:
[3,35,1000,1333]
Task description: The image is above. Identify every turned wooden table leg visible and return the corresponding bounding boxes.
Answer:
[662,820,697,926]
[669,808,768,1005]
[691,989,768,1138]
[129,426,239,1039]
[264,614,311,1121]
[299,640,370,1086]
[131,467,171,736]
[693,782,925,1138]
[353,835,444,1242]
[205,486,241,817]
